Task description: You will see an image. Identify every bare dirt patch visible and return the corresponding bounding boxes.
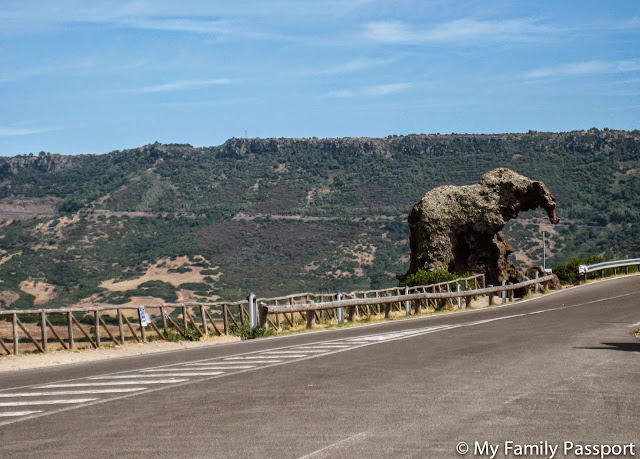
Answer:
[0,250,20,266]
[19,280,58,305]
[99,256,221,292]
[0,291,20,308]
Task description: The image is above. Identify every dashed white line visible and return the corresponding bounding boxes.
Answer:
[0,411,43,417]
[263,350,327,355]
[259,353,309,358]
[36,380,188,388]
[132,371,225,377]
[224,356,284,361]
[0,398,98,407]
[0,388,146,397]
[182,363,256,369]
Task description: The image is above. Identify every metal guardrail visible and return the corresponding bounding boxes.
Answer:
[257,274,555,329]
[254,274,485,330]
[578,258,640,276]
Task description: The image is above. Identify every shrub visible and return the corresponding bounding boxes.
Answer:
[399,269,463,287]
[553,255,609,284]
[229,321,274,340]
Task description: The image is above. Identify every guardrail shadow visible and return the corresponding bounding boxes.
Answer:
[577,342,640,353]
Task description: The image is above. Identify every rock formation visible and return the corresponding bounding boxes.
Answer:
[402,168,559,287]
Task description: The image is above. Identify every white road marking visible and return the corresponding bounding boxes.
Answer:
[0,388,146,397]
[4,290,633,427]
[284,349,330,353]
[182,363,256,369]
[224,356,284,360]
[0,398,98,407]
[259,353,309,358]
[296,345,350,349]
[263,350,327,354]
[136,372,225,377]
[298,431,368,458]
[0,411,43,417]
[36,380,188,388]
[178,366,255,370]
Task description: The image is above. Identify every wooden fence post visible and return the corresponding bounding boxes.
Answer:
[12,313,19,355]
[94,310,101,348]
[40,311,48,352]
[117,309,125,345]
[200,305,208,335]
[138,308,147,342]
[223,304,229,335]
[182,306,188,333]
[160,306,168,330]
[67,311,74,349]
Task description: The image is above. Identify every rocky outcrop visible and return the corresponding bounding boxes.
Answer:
[402,168,559,287]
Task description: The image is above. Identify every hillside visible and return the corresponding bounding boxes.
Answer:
[0,129,639,309]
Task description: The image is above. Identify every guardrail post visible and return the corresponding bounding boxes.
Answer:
[508,283,514,302]
[248,293,257,332]
[535,271,540,293]
[488,286,495,305]
[336,293,344,325]
[456,284,462,309]
[12,313,19,355]
[40,311,48,352]
[404,286,411,316]
[501,280,507,304]
[306,300,315,329]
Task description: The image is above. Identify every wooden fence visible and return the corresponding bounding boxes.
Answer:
[0,274,488,356]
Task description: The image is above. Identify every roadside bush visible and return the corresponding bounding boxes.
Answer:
[399,269,464,288]
[229,321,274,340]
[553,255,610,284]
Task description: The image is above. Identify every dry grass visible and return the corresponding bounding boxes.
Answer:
[99,256,221,292]
[19,280,58,305]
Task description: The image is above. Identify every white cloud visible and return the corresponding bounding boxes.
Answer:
[299,58,395,76]
[363,18,558,44]
[0,126,57,137]
[327,82,410,97]
[132,78,234,93]
[522,59,640,79]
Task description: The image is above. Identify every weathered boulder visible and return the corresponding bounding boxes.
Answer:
[401,168,559,287]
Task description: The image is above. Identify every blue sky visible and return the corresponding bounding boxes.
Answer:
[1,1,639,155]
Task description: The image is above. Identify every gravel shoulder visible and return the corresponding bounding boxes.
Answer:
[0,335,240,373]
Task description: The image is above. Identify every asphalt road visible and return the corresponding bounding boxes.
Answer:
[0,276,638,458]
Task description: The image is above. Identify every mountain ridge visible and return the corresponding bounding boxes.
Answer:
[0,129,638,310]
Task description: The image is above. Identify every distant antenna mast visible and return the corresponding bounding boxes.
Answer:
[244,130,247,139]
[543,231,546,271]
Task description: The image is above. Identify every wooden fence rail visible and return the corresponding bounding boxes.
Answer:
[0,273,495,356]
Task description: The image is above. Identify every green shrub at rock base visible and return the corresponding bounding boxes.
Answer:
[399,269,464,288]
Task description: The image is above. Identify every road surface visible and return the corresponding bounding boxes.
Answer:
[0,276,638,458]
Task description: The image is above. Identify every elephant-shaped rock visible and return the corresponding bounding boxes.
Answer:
[402,168,559,287]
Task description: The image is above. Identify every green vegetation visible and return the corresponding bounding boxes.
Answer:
[553,256,638,284]
[229,321,274,340]
[0,130,638,309]
[399,269,463,287]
